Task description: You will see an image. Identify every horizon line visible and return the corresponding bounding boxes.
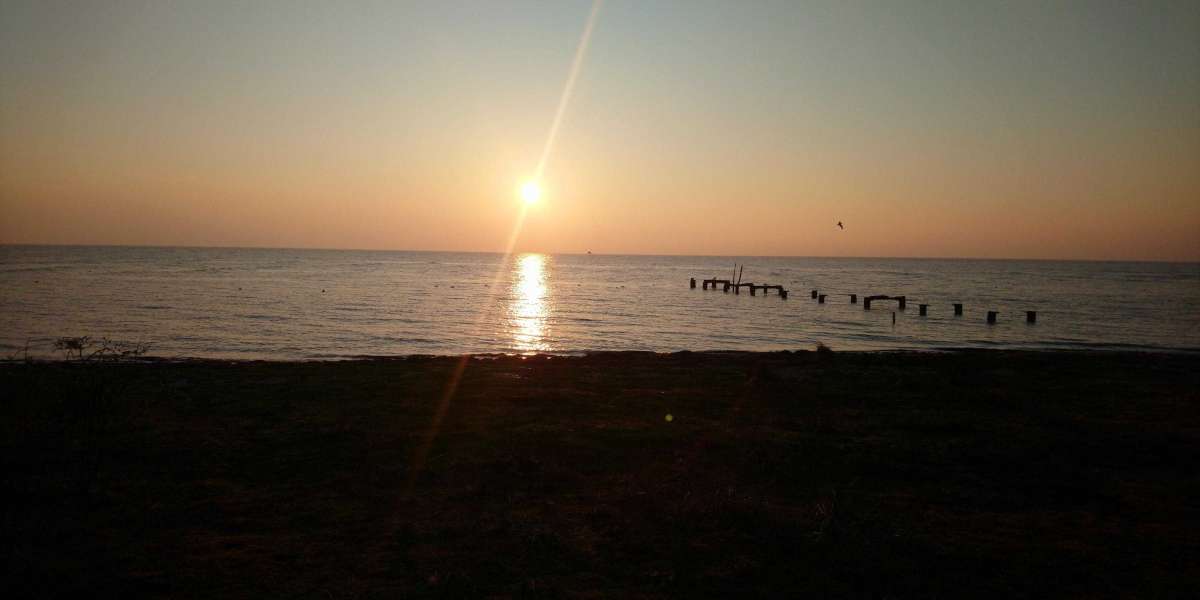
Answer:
[1,242,1196,264]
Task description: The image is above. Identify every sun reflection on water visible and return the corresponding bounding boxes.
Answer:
[509,253,552,352]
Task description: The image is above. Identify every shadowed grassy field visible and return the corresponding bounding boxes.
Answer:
[3,350,1198,597]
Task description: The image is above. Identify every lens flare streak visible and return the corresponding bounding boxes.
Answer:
[406,2,602,493]
[535,0,604,181]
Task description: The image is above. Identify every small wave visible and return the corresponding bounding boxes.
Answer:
[0,265,70,274]
[233,313,291,322]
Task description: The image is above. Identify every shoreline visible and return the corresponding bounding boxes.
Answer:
[7,345,1200,365]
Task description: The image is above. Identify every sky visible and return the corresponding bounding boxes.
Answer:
[1,0,1198,260]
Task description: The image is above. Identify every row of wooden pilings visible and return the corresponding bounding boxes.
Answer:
[691,277,789,299]
[806,289,1037,323]
[690,276,1038,323]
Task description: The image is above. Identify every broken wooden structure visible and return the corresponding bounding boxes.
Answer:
[863,295,906,310]
[691,279,1038,321]
[691,277,787,299]
[751,284,788,298]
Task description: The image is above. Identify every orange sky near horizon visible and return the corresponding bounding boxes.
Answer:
[2,1,1198,261]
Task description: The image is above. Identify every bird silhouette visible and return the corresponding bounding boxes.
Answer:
[836,221,844,230]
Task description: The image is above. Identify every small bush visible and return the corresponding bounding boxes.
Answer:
[54,336,150,362]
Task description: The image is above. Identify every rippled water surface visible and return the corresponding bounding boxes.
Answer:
[2,246,1198,358]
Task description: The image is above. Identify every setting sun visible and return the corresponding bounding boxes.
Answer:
[520,181,541,205]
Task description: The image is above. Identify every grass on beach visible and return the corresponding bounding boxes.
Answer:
[2,350,1198,597]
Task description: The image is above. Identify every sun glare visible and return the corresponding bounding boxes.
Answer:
[520,181,541,205]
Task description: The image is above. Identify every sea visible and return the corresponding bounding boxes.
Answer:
[2,245,1198,359]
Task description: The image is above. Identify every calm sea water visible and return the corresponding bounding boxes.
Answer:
[2,245,1198,359]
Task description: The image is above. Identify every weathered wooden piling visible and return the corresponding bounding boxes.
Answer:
[863,295,889,310]
[818,294,826,304]
[723,282,730,292]
[749,284,787,297]
[811,289,818,299]
[690,278,696,289]
[896,296,907,310]
[919,304,928,316]
[780,290,788,299]
[953,303,963,316]
[1026,311,1037,323]
[850,294,857,304]
[987,311,998,324]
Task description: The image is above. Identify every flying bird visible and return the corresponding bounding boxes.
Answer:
[836,221,844,230]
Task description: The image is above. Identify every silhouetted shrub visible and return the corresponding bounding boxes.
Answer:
[32,337,152,499]
[54,336,150,362]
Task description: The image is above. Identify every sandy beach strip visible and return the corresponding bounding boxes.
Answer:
[3,350,1198,597]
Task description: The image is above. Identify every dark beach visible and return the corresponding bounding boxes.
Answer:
[3,350,1198,597]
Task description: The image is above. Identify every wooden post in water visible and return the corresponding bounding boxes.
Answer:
[1026,311,1037,323]
[818,294,826,304]
[987,311,998,324]
[811,289,818,299]
[690,278,696,289]
[850,294,857,304]
[750,285,757,296]
[919,304,928,316]
[724,282,730,293]
[953,303,963,316]
[864,295,889,310]
[896,296,907,310]
[780,289,788,299]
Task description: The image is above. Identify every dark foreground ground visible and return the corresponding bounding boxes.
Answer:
[2,350,1198,598]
